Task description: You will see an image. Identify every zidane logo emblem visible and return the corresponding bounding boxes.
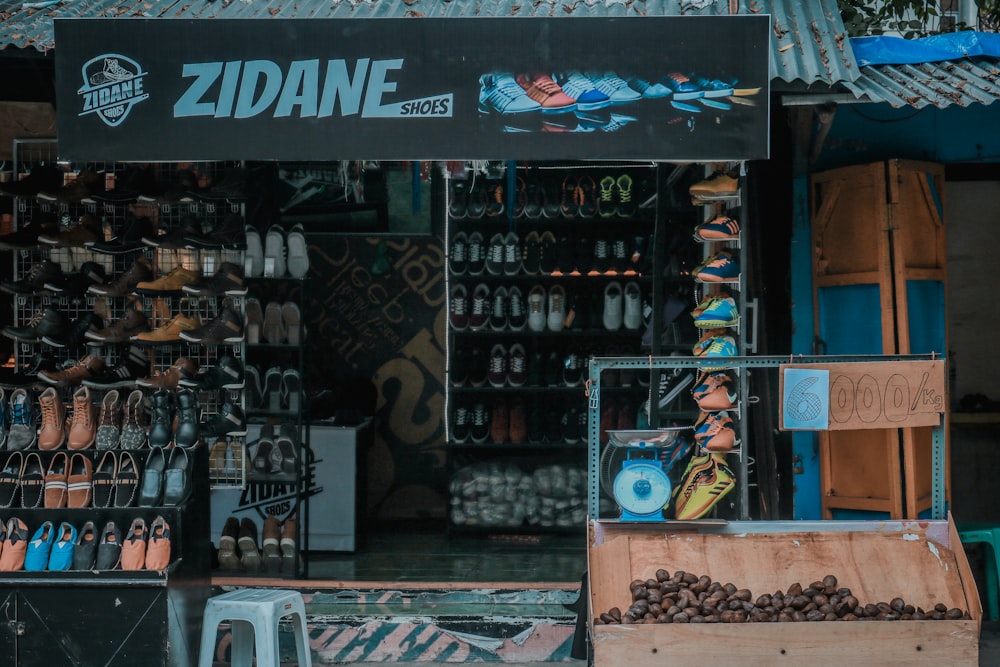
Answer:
[77,54,149,127]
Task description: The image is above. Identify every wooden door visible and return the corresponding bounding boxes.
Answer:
[810,159,946,519]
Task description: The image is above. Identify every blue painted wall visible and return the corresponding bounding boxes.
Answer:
[813,102,1000,171]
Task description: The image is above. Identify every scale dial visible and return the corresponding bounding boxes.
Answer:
[613,461,672,517]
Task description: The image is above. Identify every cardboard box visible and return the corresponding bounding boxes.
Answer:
[588,517,980,665]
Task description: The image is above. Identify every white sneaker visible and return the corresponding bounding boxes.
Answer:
[262,301,286,344]
[245,226,263,278]
[603,281,623,331]
[527,284,546,332]
[285,224,309,279]
[281,301,302,345]
[264,225,286,278]
[623,281,642,330]
[245,297,264,344]
[548,284,566,332]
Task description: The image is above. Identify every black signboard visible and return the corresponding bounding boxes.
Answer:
[54,17,770,161]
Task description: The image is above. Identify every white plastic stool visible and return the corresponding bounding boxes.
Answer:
[199,588,313,667]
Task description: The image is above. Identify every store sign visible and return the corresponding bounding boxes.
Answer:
[54,16,770,161]
[779,361,946,431]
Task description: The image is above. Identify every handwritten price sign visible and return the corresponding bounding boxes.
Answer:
[779,361,945,431]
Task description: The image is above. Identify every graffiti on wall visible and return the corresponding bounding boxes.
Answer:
[307,234,447,519]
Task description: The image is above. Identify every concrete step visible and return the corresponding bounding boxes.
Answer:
[207,586,584,664]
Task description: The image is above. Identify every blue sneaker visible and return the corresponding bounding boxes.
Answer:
[694,215,741,242]
[47,522,77,571]
[576,112,638,133]
[693,296,739,328]
[478,73,542,114]
[688,74,735,98]
[695,252,740,282]
[24,521,55,571]
[694,335,737,371]
[661,72,704,100]
[627,77,672,99]
[586,72,642,104]
[553,71,611,112]
[6,388,36,451]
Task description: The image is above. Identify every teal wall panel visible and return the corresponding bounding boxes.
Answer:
[817,284,883,354]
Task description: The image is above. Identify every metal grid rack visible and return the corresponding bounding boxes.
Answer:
[586,353,948,523]
[6,145,249,491]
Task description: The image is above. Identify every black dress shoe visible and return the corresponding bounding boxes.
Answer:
[162,446,192,507]
[113,452,141,508]
[95,521,122,570]
[73,520,98,570]
[138,447,166,507]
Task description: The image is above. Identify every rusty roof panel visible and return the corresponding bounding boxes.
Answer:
[842,58,1000,109]
[0,0,857,86]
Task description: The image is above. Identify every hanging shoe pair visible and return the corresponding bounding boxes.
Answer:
[672,452,735,520]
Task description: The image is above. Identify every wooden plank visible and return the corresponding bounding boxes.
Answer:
[588,530,638,618]
[593,620,977,666]
[592,530,973,612]
[813,271,882,287]
[950,512,984,627]
[821,495,895,512]
[589,522,979,665]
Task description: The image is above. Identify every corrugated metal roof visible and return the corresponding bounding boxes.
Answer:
[0,0,857,86]
[842,58,1000,109]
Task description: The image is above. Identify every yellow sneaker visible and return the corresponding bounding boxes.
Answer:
[133,311,201,345]
[674,453,735,520]
[689,171,739,199]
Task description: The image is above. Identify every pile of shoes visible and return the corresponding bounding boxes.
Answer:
[244,224,309,279]
[0,515,172,572]
[248,424,300,480]
[208,437,250,482]
[449,228,650,278]
[449,169,654,221]
[0,163,247,205]
[245,298,302,345]
[245,364,302,412]
[449,281,644,334]
[217,515,298,575]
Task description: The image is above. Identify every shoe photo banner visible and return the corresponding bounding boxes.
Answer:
[54,16,769,161]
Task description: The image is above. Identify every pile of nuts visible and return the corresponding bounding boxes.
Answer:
[595,570,970,624]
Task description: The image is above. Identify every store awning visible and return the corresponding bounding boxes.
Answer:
[0,0,858,86]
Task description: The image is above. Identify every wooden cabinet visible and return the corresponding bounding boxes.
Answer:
[810,159,947,519]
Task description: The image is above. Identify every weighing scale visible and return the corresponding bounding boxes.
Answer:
[606,428,692,521]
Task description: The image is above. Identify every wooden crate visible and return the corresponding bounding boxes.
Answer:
[588,517,980,665]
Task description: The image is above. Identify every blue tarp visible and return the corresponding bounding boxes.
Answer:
[852,31,1000,67]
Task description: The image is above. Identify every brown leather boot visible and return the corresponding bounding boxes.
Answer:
[67,386,97,450]
[38,353,106,387]
[262,515,281,573]
[280,517,297,574]
[38,387,67,450]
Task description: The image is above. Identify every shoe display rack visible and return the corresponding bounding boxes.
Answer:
[591,163,754,522]
[236,223,311,578]
[0,139,249,587]
[444,162,703,532]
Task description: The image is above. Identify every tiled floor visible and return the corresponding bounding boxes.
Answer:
[303,524,588,584]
